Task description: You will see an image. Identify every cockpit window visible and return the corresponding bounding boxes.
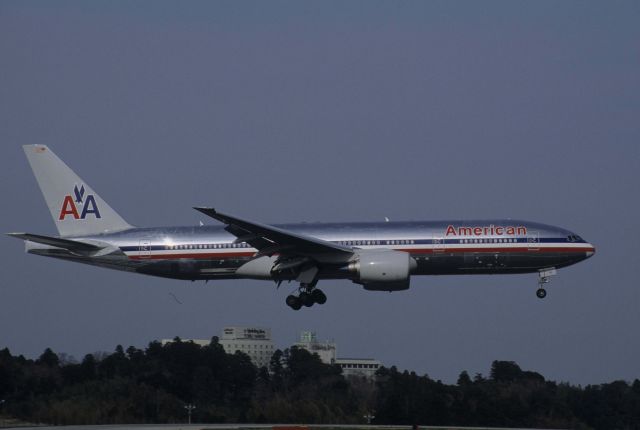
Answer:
[567,235,583,242]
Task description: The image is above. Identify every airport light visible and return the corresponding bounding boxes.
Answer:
[363,412,375,424]
[184,404,196,424]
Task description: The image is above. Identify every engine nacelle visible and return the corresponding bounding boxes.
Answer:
[350,249,415,291]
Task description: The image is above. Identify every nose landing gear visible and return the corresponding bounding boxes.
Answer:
[536,268,556,299]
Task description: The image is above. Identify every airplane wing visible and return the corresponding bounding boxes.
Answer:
[6,232,103,253]
[193,207,353,260]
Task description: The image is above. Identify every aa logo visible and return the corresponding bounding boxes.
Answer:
[58,184,101,220]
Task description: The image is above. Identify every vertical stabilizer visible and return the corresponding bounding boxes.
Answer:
[23,145,132,237]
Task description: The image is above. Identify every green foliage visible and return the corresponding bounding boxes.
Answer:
[372,363,640,429]
[0,342,638,429]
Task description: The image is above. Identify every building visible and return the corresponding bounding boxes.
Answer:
[162,326,275,368]
[295,331,337,363]
[334,357,382,379]
[161,327,380,376]
[295,330,381,379]
[219,326,275,368]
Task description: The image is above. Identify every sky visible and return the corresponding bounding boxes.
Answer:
[1,1,638,385]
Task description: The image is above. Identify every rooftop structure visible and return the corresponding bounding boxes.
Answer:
[295,330,337,364]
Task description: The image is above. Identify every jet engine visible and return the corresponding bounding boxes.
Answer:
[349,249,416,291]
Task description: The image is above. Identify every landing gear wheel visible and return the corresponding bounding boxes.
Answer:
[311,289,327,305]
[299,291,314,307]
[286,295,302,310]
[536,268,555,300]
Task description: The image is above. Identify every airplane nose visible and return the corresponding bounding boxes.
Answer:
[585,243,596,258]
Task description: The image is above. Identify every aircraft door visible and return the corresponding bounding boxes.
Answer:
[432,232,445,254]
[527,231,540,251]
[139,240,151,259]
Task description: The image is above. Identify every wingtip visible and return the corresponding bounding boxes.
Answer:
[193,207,216,214]
[6,232,25,239]
[22,144,48,153]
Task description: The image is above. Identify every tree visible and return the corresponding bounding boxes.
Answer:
[37,348,59,367]
[79,353,97,380]
[490,361,522,382]
[4,342,639,429]
[457,371,472,386]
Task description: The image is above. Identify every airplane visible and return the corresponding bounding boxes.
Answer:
[8,145,596,310]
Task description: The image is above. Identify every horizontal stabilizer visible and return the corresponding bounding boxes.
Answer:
[6,232,103,253]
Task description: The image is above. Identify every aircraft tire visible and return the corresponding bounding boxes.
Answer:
[312,289,327,305]
[300,292,314,307]
[286,295,302,310]
[536,288,547,299]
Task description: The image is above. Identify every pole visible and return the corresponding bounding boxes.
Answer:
[184,404,196,424]
[363,412,375,424]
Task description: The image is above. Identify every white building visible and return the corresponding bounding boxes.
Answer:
[295,331,381,379]
[219,326,275,368]
[334,357,382,379]
[295,331,337,364]
[162,326,275,368]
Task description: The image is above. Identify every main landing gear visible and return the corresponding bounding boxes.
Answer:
[536,268,556,299]
[285,282,327,310]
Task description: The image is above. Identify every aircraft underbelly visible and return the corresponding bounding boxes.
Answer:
[412,250,587,275]
[124,248,589,281]
[23,236,590,280]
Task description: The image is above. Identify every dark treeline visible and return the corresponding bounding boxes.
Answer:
[0,339,638,429]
